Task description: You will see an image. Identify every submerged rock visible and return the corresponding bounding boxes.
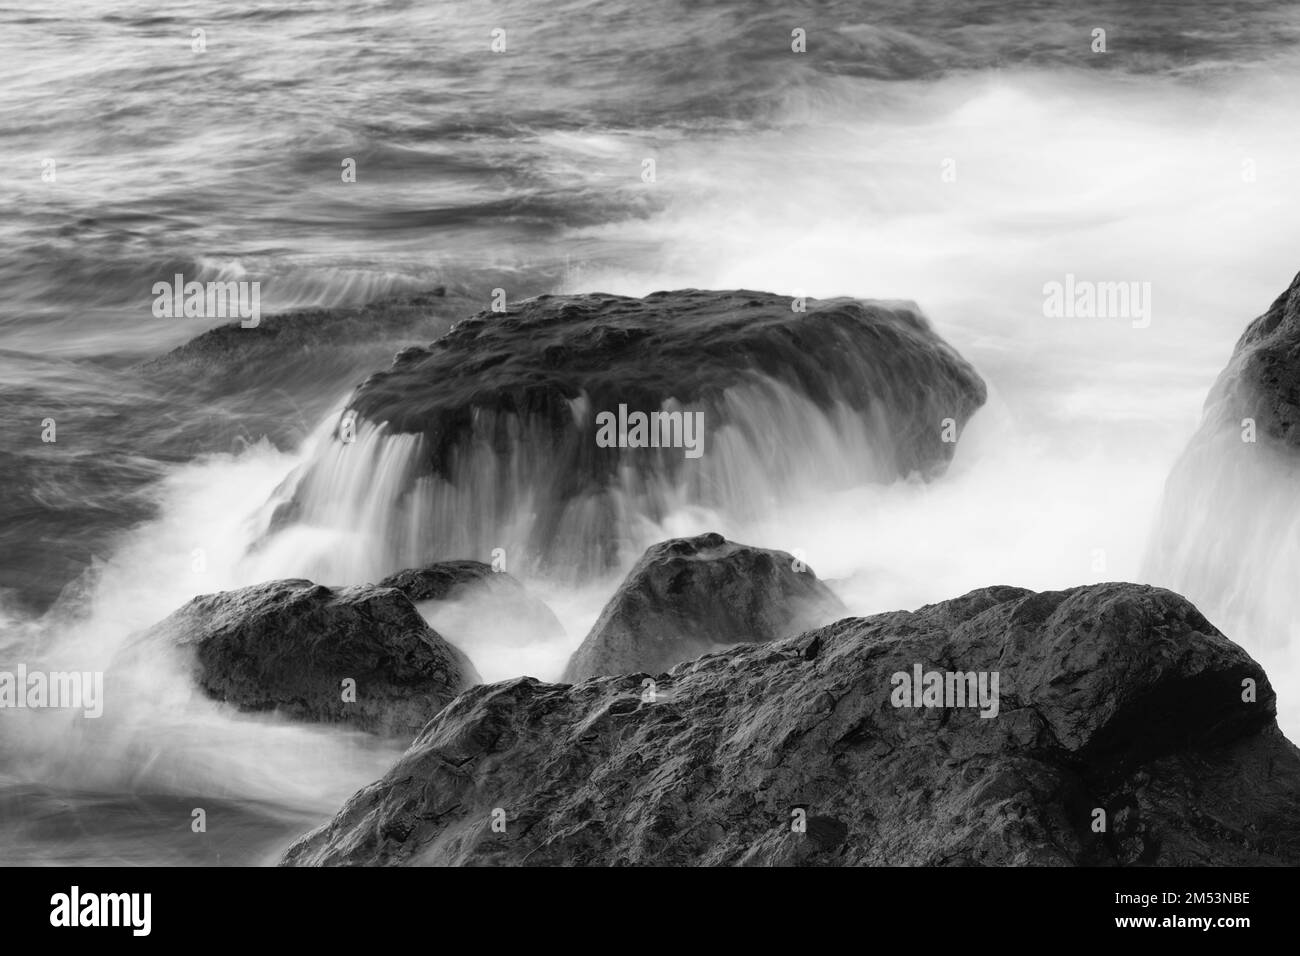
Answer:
[378,559,504,601]
[282,582,1298,866]
[263,289,987,580]
[137,289,460,401]
[137,579,480,737]
[562,532,845,682]
[379,559,566,642]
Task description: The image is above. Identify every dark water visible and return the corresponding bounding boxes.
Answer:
[3,0,1300,864]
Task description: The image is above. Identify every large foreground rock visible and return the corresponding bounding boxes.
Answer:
[138,579,480,736]
[263,290,987,578]
[562,533,844,682]
[282,582,1300,866]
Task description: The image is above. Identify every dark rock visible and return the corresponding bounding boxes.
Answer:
[352,289,983,479]
[561,533,845,682]
[264,290,986,578]
[379,559,514,602]
[136,579,480,737]
[1196,269,1300,447]
[1143,271,1300,674]
[281,582,1298,866]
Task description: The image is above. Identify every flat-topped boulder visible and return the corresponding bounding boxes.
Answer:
[282,582,1298,866]
[350,289,985,479]
[136,579,480,737]
[261,290,987,580]
[562,533,845,682]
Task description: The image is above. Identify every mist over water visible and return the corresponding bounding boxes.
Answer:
[4,0,1300,863]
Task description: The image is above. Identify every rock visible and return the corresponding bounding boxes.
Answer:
[137,289,464,402]
[378,559,544,613]
[351,289,984,479]
[561,533,845,682]
[281,582,1299,866]
[1196,269,1300,447]
[137,579,480,737]
[261,289,987,580]
[378,560,504,601]
[1142,270,1300,726]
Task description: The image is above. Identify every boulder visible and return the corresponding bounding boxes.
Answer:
[1143,270,1300,709]
[137,579,480,737]
[378,559,505,601]
[282,582,1299,866]
[562,533,845,682]
[1196,269,1300,447]
[351,289,984,481]
[262,289,987,579]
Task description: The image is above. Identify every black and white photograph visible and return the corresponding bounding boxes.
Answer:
[0,0,1295,929]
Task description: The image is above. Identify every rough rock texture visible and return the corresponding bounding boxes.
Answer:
[282,582,1300,866]
[379,560,565,640]
[138,579,480,736]
[378,559,505,601]
[562,533,845,682]
[351,289,985,480]
[260,291,987,578]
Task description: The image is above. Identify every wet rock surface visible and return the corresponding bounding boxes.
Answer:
[349,289,986,481]
[283,582,1298,866]
[137,578,480,737]
[562,532,845,682]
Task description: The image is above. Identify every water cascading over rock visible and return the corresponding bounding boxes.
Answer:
[256,289,986,585]
[1144,270,1300,656]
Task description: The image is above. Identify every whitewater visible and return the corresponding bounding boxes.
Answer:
[3,0,1300,864]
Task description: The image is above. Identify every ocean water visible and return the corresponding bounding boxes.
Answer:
[3,0,1300,865]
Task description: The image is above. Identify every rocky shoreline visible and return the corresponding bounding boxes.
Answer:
[279,580,1296,866]
[130,282,1300,866]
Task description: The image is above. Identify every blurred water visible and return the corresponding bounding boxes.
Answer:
[3,0,1300,864]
